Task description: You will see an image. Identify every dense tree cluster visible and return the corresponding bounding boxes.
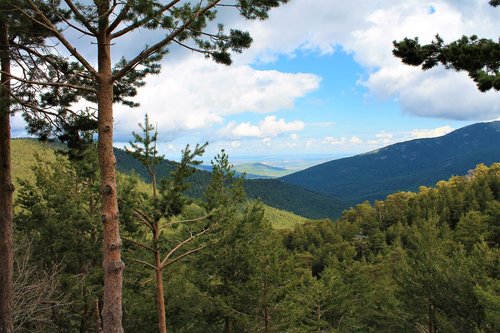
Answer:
[12,138,500,332]
[1,1,499,332]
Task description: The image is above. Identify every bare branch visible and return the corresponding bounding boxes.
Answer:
[1,70,96,93]
[23,0,98,76]
[122,237,155,253]
[167,213,211,226]
[111,0,181,39]
[123,256,156,270]
[132,207,155,231]
[161,243,208,269]
[160,227,211,268]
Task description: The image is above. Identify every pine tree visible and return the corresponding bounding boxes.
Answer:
[123,116,212,333]
[1,2,74,330]
[10,2,289,330]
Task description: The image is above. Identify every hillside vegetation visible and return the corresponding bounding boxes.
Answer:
[11,139,59,188]
[13,143,500,332]
[115,146,347,219]
[11,140,309,230]
[282,121,500,204]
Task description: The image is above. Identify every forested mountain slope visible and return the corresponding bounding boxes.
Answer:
[11,137,500,332]
[12,139,346,219]
[282,121,500,204]
[115,147,347,218]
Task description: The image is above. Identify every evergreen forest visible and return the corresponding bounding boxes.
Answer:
[10,138,500,333]
[1,1,499,333]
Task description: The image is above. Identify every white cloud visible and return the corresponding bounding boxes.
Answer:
[350,136,363,144]
[261,137,272,146]
[308,121,335,128]
[409,126,454,139]
[219,116,304,139]
[114,56,319,140]
[366,132,395,146]
[236,0,500,121]
[322,136,364,146]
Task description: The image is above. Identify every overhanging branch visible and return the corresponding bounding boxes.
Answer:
[112,0,221,81]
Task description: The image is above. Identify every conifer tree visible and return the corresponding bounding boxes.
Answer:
[1,2,75,330]
[124,116,212,333]
[8,2,289,330]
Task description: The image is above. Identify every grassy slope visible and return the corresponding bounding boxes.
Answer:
[11,139,59,189]
[12,139,309,230]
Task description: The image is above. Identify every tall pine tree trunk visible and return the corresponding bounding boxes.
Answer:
[97,3,123,332]
[154,248,167,333]
[0,18,14,333]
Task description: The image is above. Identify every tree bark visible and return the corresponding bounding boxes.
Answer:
[0,18,14,333]
[155,247,167,333]
[224,317,232,333]
[97,3,123,332]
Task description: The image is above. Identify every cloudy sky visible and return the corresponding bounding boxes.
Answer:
[12,0,500,162]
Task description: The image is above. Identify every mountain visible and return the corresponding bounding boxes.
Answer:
[193,164,271,179]
[114,147,346,219]
[233,163,293,178]
[281,121,500,204]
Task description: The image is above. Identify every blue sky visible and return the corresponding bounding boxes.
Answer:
[11,1,500,164]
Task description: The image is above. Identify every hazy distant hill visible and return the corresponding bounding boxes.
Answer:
[282,121,500,204]
[234,163,293,178]
[115,147,346,219]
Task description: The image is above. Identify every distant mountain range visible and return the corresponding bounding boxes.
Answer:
[281,121,500,204]
[13,121,499,220]
[195,162,294,179]
[233,163,294,178]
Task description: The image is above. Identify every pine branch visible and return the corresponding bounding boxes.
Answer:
[108,0,134,33]
[22,0,98,76]
[112,0,221,81]
[63,0,98,35]
[110,0,182,39]
[122,237,155,253]
[1,70,96,93]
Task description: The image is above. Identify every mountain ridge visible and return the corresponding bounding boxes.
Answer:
[281,121,500,204]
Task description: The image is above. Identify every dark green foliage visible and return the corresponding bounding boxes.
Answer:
[15,147,103,332]
[244,179,346,219]
[115,146,347,219]
[125,114,163,180]
[393,3,500,92]
[283,163,500,332]
[11,142,500,332]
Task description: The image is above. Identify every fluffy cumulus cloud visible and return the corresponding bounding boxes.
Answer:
[219,116,304,139]
[237,0,500,120]
[114,57,319,140]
